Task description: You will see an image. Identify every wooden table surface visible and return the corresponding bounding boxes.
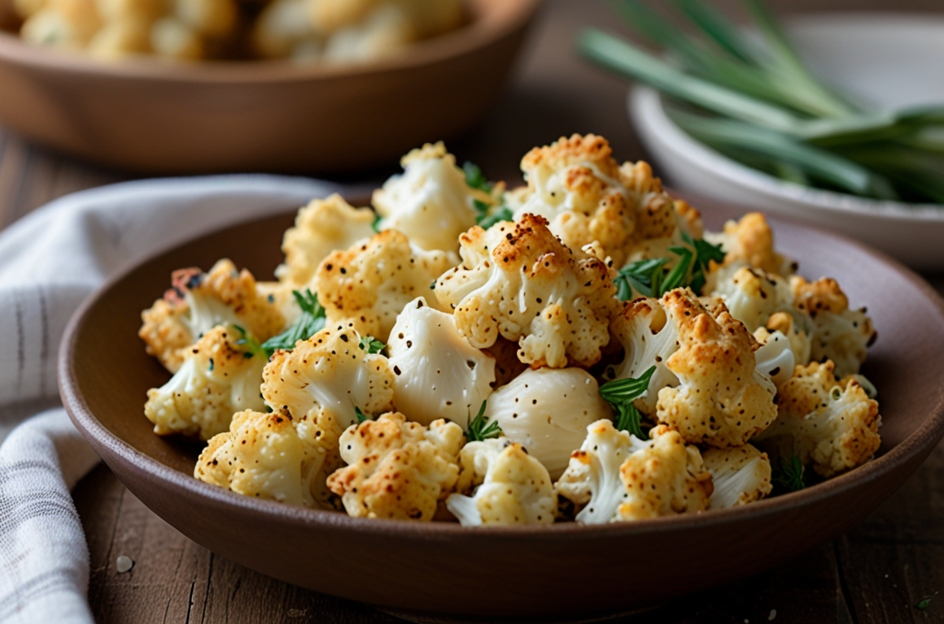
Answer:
[3,1,944,622]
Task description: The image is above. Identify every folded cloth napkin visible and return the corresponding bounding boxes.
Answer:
[0,175,343,623]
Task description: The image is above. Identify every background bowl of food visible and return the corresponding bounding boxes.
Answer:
[0,0,541,174]
[578,5,944,269]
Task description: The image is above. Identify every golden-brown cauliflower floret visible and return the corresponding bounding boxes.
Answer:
[704,263,795,333]
[144,324,267,440]
[194,409,308,506]
[764,311,813,366]
[617,424,713,520]
[372,142,495,254]
[655,291,778,448]
[555,420,712,523]
[314,229,456,342]
[327,412,464,520]
[701,444,772,509]
[139,259,284,372]
[510,134,637,267]
[757,361,881,477]
[445,439,556,526]
[434,213,617,369]
[705,213,796,277]
[260,324,395,431]
[276,194,376,288]
[791,276,876,377]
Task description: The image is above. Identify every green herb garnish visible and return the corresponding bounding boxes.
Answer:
[232,324,266,359]
[774,454,806,492]
[371,213,382,233]
[916,594,937,611]
[477,204,514,229]
[355,406,369,424]
[359,335,385,355]
[463,161,493,192]
[614,234,723,300]
[466,401,502,441]
[260,290,326,356]
[599,366,656,439]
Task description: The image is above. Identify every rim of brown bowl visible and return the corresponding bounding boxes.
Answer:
[58,193,944,617]
[0,0,542,84]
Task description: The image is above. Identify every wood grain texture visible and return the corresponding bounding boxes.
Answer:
[3,0,944,621]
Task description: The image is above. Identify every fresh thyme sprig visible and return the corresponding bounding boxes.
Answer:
[260,289,326,356]
[774,454,806,492]
[465,401,502,442]
[599,366,657,439]
[464,161,513,228]
[614,234,724,300]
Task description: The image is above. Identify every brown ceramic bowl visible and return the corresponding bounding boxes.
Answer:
[60,191,944,620]
[0,0,539,175]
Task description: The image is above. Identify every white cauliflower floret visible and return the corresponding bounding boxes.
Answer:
[645,291,778,448]
[445,439,555,526]
[702,445,772,509]
[386,297,495,427]
[486,367,610,479]
[434,213,617,369]
[763,311,813,366]
[139,258,284,372]
[753,329,796,388]
[195,409,307,506]
[705,263,794,333]
[704,212,796,277]
[144,324,266,440]
[326,412,464,520]
[275,194,376,288]
[757,361,881,477]
[555,421,712,523]
[372,142,495,254]
[791,276,876,377]
[261,324,395,430]
[314,229,457,342]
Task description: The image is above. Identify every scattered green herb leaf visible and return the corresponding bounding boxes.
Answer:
[477,205,514,229]
[232,324,266,359]
[774,454,806,492]
[466,401,502,441]
[355,407,369,424]
[371,213,382,233]
[599,366,657,439]
[916,593,937,611]
[260,290,326,357]
[463,161,493,192]
[359,335,385,355]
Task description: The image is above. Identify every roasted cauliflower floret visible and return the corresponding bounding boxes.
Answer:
[486,367,610,479]
[705,212,796,277]
[434,213,617,369]
[752,329,796,388]
[144,324,266,440]
[326,412,464,520]
[275,194,376,288]
[139,259,284,372]
[373,142,494,254]
[757,361,881,477]
[555,420,712,523]
[510,134,637,267]
[791,276,876,377]
[195,409,307,505]
[387,297,495,427]
[701,445,772,509]
[705,263,794,333]
[314,229,456,342]
[655,291,778,448]
[445,439,556,526]
[764,310,813,366]
[261,324,395,430]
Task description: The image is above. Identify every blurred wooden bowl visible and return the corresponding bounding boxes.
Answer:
[0,0,540,174]
[58,182,944,620]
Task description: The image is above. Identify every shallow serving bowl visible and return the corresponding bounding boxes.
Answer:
[630,14,944,270]
[0,0,539,175]
[60,189,944,620]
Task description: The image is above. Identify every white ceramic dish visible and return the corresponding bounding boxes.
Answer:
[629,14,944,271]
